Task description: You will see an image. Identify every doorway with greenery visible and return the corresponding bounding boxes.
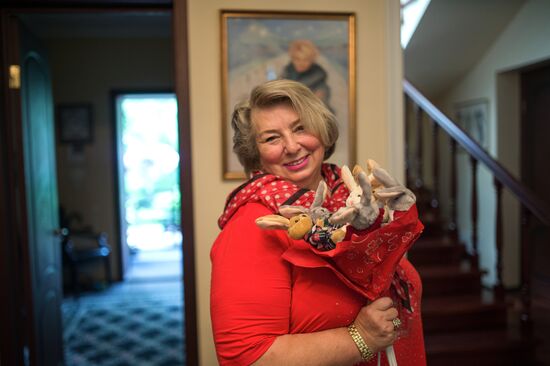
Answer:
[115,92,181,280]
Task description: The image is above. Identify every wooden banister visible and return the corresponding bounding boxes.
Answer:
[404,79,550,226]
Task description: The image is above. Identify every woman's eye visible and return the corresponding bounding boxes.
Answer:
[294,125,305,133]
[264,135,279,143]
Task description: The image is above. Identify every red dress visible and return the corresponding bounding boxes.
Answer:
[211,165,426,366]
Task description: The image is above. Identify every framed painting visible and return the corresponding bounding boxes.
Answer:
[221,10,356,180]
[57,104,94,144]
[454,98,489,150]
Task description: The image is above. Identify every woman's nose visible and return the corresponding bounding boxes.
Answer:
[284,135,301,154]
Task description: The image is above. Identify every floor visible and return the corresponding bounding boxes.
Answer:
[126,247,182,282]
[62,247,184,366]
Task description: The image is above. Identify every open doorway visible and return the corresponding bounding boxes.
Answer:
[11,10,190,366]
[114,92,182,282]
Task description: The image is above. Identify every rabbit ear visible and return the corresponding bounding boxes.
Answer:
[255,215,290,230]
[356,172,374,206]
[311,180,328,208]
[374,190,402,200]
[341,165,358,191]
[352,164,365,180]
[366,159,380,173]
[279,205,307,218]
[372,167,399,188]
[329,207,357,225]
[366,159,383,189]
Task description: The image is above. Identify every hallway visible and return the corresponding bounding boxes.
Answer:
[62,250,184,366]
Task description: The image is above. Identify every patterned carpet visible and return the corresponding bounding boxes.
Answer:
[62,280,185,366]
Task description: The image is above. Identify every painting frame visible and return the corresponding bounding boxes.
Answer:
[221,10,356,180]
[454,98,489,151]
[57,104,94,144]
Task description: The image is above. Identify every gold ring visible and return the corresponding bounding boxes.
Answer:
[392,318,401,330]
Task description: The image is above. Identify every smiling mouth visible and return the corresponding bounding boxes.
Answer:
[284,155,309,169]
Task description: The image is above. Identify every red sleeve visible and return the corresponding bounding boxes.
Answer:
[210,203,292,366]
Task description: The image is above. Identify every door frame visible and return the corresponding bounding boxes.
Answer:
[0,11,29,366]
[0,2,198,365]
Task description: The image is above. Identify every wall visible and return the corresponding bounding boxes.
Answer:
[48,38,173,280]
[437,0,550,287]
[187,0,403,363]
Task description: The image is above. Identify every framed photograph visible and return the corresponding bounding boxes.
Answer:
[57,104,93,144]
[221,10,356,180]
[454,99,489,150]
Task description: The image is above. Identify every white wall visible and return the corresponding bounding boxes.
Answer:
[187,0,403,363]
[438,0,550,288]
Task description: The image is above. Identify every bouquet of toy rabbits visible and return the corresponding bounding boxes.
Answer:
[256,159,416,249]
[256,159,419,366]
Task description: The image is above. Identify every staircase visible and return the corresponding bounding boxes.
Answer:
[403,80,550,365]
[408,213,526,365]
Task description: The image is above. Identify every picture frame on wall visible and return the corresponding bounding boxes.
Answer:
[220,10,356,180]
[454,98,489,150]
[57,104,93,144]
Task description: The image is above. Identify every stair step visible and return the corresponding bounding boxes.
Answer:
[422,295,507,333]
[409,236,465,266]
[425,329,527,366]
[418,266,484,297]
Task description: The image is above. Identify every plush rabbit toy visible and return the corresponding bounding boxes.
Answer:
[330,160,416,229]
[256,180,346,251]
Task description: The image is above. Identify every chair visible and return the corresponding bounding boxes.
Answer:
[60,227,112,296]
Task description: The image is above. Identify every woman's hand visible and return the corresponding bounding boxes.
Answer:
[353,297,398,353]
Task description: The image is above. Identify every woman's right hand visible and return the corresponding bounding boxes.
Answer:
[353,297,398,353]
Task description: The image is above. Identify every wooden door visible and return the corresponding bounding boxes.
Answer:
[521,64,550,297]
[18,20,64,366]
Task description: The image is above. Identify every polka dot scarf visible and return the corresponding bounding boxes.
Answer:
[218,163,349,229]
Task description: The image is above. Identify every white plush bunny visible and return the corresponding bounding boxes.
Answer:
[329,165,380,230]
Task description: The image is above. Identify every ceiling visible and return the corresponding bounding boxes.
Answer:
[404,0,526,98]
[20,12,171,39]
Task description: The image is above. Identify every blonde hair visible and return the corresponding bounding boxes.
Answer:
[231,79,339,174]
[288,39,319,61]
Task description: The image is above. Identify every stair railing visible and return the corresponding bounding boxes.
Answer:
[403,79,550,337]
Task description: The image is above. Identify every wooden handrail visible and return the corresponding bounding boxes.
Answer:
[403,79,550,226]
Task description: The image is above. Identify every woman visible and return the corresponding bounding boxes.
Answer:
[211,79,425,365]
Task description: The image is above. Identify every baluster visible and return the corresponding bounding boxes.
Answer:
[415,105,423,189]
[470,156,479,265]
[405,96,411,188]
[449,139,457,237]
[520,207,533,340]
[431,121,439,211]
[494,178,504,299]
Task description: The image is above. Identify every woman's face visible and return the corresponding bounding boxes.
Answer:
[253,103,325,191]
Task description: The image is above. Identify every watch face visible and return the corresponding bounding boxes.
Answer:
[59,106,92,143]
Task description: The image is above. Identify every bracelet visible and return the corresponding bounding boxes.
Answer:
[348,323,375,361]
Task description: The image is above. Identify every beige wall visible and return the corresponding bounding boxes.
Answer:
[187,0,403,363]
[437,0,550,288]
[49,38,173,279]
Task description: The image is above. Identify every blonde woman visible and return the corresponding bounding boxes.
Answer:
[211,80,425,366]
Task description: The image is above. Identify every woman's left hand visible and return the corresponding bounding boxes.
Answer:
[353,297,399,353]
